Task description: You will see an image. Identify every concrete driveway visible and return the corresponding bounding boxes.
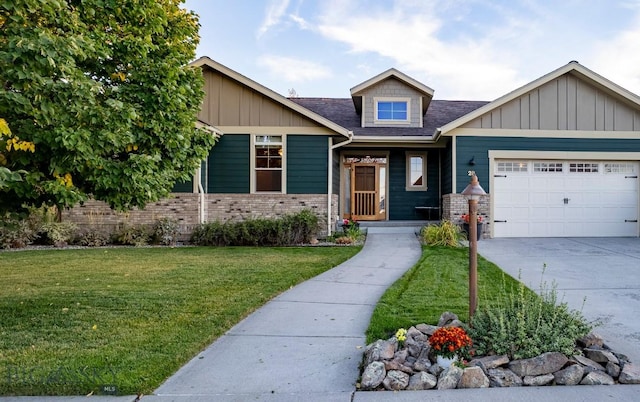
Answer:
[478,237,640,364]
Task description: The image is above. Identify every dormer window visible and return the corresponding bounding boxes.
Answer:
[374,98,410,123]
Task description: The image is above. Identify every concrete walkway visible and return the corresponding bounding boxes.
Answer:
[148,226,423,401]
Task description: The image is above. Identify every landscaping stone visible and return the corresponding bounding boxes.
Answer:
[606,362,621,378]
[508,352,568,377]
[554,364,584,385]
[406,371,437,390]
[487,368,523,387]
[361,361,385,390]
[580,371,614,385]
[572,355,605,371]
[437,366,463,390]
[578,332,605,348]
[619,363,640,384]
[584,348,619,365]
[437,311,459,327]
[523,374,555,386]
[413,357,431,372]
[471,354,509,370]
[364,339,395,365]
[458,366,489,388]
[415,323,437,335]
[382,370,410,390]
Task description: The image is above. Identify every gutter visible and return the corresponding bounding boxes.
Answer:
[327,132,354,236]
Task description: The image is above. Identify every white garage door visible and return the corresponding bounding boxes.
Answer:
[493,160,639,237]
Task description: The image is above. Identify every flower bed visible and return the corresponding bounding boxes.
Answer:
[359,312,640,391]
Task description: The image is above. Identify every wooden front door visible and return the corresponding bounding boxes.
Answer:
[346,162,386,221]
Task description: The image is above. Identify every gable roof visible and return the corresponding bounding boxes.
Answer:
[291,98,487,138]
[437,61,640,136]
[190,57,352,139]
[350,68,435,115]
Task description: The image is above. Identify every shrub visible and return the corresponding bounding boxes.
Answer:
[111,223,150,246]
[152,218,180,246]
[190,209,320,246]
[0,213,38,248]
[74,227,111,247]
[38,221,77,247]
[420,220,463,247]
[469,268,593,360]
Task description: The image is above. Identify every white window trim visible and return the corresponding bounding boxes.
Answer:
[374,97,411,124]
[250,134,286,194]
[405,151,427,191]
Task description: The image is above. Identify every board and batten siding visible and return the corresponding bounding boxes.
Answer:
[199,68,320,127]
[455,136,640,193]
[287,135,329,194]
[462,74,640,131]
[354,77,423,128]
[207,134,250,193]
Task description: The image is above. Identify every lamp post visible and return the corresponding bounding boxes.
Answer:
[461,171,486,320]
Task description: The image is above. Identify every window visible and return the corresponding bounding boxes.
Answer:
[254,135,283,192]
[569,162,599,173]
[375,98,410,122]
[605,163,636,174]
[406,152,427,191]
[533,162,563,172]
[497,161,528,172]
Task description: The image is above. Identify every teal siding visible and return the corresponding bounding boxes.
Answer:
[208,134,250,193]
[287,135,328,194]
[442,140,453,194]
[172,178,192,193]
[332,148,340,195]
[388,149,441,220]
[456,136,640,193]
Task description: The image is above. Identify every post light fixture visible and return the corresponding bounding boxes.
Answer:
[461,171,486,320]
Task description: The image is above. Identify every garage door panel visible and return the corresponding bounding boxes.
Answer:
[494,160,639,237]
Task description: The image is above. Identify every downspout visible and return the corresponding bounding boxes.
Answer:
[196,166,206,224]
[328,132,354,235]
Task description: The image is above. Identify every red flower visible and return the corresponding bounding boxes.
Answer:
[429,326,472,359]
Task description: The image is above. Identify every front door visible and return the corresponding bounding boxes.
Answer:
[343,156,387,221]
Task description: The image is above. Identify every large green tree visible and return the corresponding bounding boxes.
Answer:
[0,0,215,213]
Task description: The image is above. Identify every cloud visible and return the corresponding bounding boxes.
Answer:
[589,10,640,96]
[257,0,291,38]
[315,1,524,99]
[258,55,332,83]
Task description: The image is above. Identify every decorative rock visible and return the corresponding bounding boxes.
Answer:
[523,374,554,386]
[415,323,437,336]
[384,359,414,374]
[573,355,605,371]
[458,366,490,388]
[364,339,396,365]
[394,348,409,362]
[578,332,605,348]
[508,352,568,377]
[584,348,619,365]
[406,371,437,390]
[407,326,428,343]
[382,370,410,390]
[428,363,443,377]
[606,362,621,378]
[413,357,432,372]
[487,368,523,387]
[361,361,386,390]
[471,354,510,370]
[619,363,640,384]
[554,364,584,385]
[437,366,463,390]
[437,312,458,327]
[405,335,423,358]
[580,371,614,385]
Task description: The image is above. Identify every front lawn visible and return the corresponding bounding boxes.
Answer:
[366,245,525,343]
[0,246,361,396]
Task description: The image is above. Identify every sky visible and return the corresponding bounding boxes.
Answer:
[182,0,640,101]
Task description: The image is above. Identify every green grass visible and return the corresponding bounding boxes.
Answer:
[0,246,361,396]
[365,245,525,343]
